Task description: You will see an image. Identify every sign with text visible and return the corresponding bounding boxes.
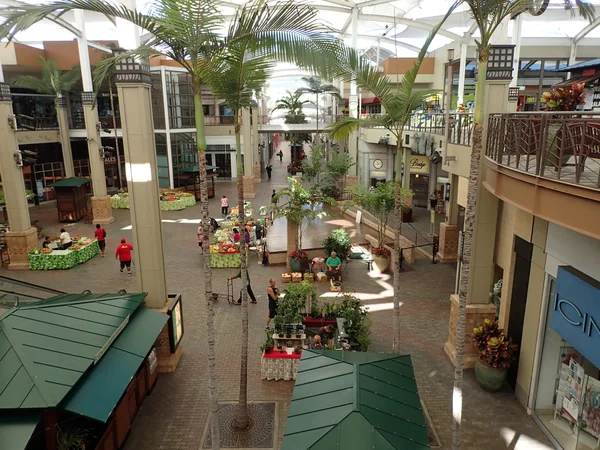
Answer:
[409,156,430,174]
[551,266,600,369]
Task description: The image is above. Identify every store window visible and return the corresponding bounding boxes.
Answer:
[534,274,600,450]
[151,72,166,130]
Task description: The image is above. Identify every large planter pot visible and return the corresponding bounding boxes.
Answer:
[289,258,302,272]
[474,359,507,392]
[372,254,390,273]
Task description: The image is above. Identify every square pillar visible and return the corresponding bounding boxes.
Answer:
[114,55,168,309]
[81,92,114,224]
[56,97,74,178]
[437,223,458,263]
[253,163,261,183]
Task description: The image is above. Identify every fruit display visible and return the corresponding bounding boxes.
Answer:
[111,189,196,211]
[70,244,82,250]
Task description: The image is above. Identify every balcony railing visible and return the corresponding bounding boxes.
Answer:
[258,115,335,126]
[486,112,600,190]
[16,114,58,131]
[407,113,473,146]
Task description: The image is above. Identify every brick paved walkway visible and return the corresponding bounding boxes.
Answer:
[1,141,553,450]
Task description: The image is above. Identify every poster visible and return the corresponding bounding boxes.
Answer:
[172,301,183,348]
[582,376,600,437]
[562,359,585,422]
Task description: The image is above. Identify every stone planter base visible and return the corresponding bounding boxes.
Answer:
[372,254,391,273]
[91,195,114,224]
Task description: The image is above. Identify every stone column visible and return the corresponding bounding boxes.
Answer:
[114,54,168,309]
[437,173,459,263]
[251,106,261,184]
[242,108,255,199]
[0,84,38,269]
[81,92,114,224]
[444,79,511,368]
[56,97,74,178]
[75,10,113,224]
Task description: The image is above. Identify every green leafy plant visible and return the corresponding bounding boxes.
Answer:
[323,152,356,194]
[302,144,326,183]
[322,301,339,320]
[541,82,586,111]
[338,293,371,351]
[309,296,322,318]
[57,427,92,450]
[294,345,302,354]
[322,228,351,259]
[260,330,274,353]
[472,319,515,368]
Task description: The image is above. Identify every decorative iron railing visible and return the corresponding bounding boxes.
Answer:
[486,112,600,190]
[16,114,58,131]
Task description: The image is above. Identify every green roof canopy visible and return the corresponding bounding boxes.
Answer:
[49,177,90,188]
[282,350,429,450]
[0,411,41,450]
[61,307,167,422]
[0,293,146,409]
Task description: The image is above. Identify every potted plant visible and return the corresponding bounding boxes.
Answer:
[294,345,302,355]
[472,319,516,392]
[400,203,413,223]
[278,345,284,354]
[338,293,371,352]
[260,330,274,354]
[289,249,307,273]
[323,228,351,260]
[372,246,391,274]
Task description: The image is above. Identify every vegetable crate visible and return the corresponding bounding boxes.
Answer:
[291,272,303,283]
[281,273,292,283]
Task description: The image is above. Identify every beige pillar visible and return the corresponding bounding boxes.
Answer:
[445,80,510,367]
[347,132,358,176]
[437,173,460,263]
[242,108,255,199]
[402,146,411,190]
[251,106,261,184]
[81,93,114,224]
[0,84,38,269]
[56,97,74,178]
[114,57,168,309]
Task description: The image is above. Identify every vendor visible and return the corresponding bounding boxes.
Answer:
[326,251,342,281]
[233,228,241,243]
[311,335,323,349]
[318,325,335,346]
[59,228,72,250]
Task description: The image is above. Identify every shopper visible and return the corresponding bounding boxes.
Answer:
[271,189,277,205]
[266,164,272,180]
[42,236,51,249]
[197,220,205,254]
[326,251,342,281]
[266,278,279,328]
[278,150,283,162]
[59,228,72,250]
[115,238,134,275]
[221,195,229,216]
[232,228,240,243]
[229,268,257,304]
[94,224,107,257]
[244,227,251,246]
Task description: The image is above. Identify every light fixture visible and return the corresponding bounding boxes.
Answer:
[447,48,455,62]
[7,114,16,131]
[14,151,23,167]
[99,147,106,160]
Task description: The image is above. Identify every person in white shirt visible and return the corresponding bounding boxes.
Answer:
[59,228,72,250]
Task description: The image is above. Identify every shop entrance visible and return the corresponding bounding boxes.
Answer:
[507,236,533,390]
[410,174,429,208]
[214,153,232,179]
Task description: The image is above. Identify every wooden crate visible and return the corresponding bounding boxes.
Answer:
[303,273,314,282]
[291,272,303,283]
[281,273,291,283]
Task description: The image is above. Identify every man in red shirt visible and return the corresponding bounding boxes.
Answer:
[94,224,107,257]
[115,238,134,275]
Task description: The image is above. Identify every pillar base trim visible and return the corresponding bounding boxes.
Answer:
[444,294,497,369]
[6,228,38,270]
[91,196,114,224]
[437,223,458,263]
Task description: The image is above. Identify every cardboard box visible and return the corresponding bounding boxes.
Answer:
[281,273,291,283]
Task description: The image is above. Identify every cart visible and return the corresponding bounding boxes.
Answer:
[211,278,241,305]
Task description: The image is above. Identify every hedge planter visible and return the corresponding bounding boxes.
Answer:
[474,359,507,392]
[372,254,390,273]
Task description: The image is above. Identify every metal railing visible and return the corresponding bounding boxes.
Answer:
[486,112,600,190]
[258,115,335,126]
[16,114,58,131]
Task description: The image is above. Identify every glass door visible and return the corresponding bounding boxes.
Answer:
[214,153,232,179]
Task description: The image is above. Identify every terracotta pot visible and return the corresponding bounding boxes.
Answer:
[372,254,390,273]
[474,359,508,392]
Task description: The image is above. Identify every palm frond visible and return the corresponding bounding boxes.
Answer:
[325,116,386,141]
[12,75,53,94]
[59,66,81,92]
[92,46,161,94]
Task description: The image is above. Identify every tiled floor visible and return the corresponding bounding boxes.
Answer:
[1,141,554,450]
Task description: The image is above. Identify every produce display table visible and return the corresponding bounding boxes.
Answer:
[210,252,241,268]
[28,240,100,270]
[261,351,302,381]
[110,194,196,211]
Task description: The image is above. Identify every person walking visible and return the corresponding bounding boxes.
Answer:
[266,164,272,180]
[94,223,107,257]
[197,220,205,254]
[278,150,283,162]
[271,189,277,205]
[229,268,257,304]
[220,195,229,216]
[266,278,280,328]
[115,238,134,275]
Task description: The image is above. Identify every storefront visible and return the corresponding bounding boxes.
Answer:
[532,224,600,450]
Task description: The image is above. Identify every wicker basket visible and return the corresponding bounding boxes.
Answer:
[291,272,303,283]
[281,273,292,283]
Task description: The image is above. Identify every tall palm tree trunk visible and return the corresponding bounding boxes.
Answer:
[451,53,488,450]
[194,91,220,450]
[233,112,250,429]
[392,139,403,354]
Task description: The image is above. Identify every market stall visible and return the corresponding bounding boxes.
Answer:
[111,190,196,211]
[28,237,100,270]
[209,202,258,268]
[261,350,302,381]
[50,177,90,222]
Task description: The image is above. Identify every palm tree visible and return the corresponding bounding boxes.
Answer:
[451,1,594,449]
[326,3,459,354]
[272,90,310,116]
[296,76,340,141]
[13,55,80,178]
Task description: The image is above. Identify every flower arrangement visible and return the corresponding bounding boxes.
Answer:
[289,250,307,261]
[472,319,516,369]
[372,247,390,257]
[541,82,585,111]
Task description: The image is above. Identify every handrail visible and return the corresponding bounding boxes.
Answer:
[486,112,600,190]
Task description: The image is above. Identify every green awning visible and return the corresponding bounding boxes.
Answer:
[282,350,429,450]
[49,177,90,188]
[61,307,167,422]
[0,411,41,450]
[0,293,146,409]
